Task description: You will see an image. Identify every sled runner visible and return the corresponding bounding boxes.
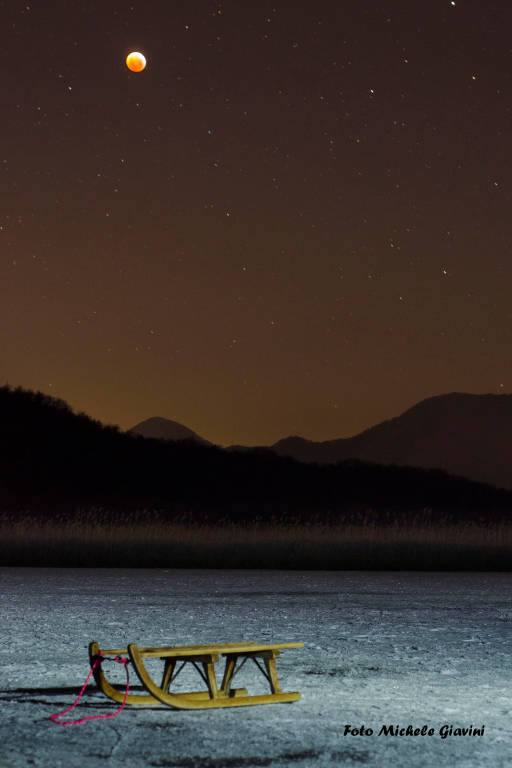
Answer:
[89,640,303,710]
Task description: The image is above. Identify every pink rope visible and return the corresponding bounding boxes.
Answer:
[50,652,130,725]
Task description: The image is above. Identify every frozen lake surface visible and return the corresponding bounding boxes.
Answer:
[1,568,511,768]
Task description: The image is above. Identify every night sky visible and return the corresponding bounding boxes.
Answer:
[3,0,512,447]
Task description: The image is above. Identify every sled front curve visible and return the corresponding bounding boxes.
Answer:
[89,641,158,707]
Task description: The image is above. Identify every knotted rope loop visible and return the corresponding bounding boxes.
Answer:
[49,652,130,726]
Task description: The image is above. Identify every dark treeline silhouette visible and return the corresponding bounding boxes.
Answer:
[0,384,511,527]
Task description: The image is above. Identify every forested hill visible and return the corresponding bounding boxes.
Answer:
[0,385,511,523]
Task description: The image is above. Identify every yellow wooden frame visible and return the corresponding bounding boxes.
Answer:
[89,640,303,710]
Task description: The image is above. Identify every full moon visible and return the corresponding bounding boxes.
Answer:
[126,51,147,72]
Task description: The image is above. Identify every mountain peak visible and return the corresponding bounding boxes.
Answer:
[128,417,212,445]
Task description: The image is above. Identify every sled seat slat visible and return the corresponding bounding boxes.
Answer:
[100,641,303,658]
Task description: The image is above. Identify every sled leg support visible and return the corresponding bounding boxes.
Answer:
[221,650,283,695]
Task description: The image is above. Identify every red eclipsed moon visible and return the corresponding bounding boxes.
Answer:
[126,52,147,72]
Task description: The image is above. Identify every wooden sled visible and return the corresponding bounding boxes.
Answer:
[89,640,303,710]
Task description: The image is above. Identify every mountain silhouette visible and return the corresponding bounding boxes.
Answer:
[1,384,510,520]
[130,393,512,490]
[129,417,212,445]
[270,393,512,490]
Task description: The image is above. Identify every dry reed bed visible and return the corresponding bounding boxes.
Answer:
[1,515,511,569]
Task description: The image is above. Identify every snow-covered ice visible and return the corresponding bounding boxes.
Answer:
[0,568,511,767]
